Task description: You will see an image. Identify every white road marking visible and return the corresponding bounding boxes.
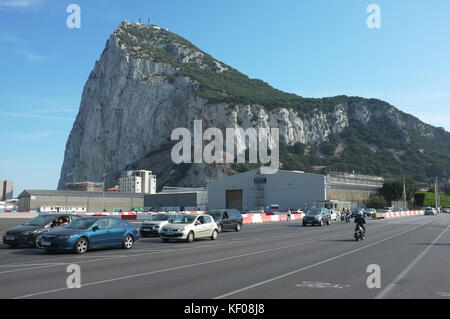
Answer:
[296,281,350,289]
[436,292,450,297]
[12,220,419,299]
[375,223,450,299]
[0,219,406,276]
[214,218,436,299]
[0,262,66,268]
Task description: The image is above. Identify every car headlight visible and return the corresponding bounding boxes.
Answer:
[154,225,160,229]
[178,227,185,232]
[58,235,74,239]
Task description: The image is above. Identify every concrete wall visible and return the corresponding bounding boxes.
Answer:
[18,193,144,212]
[208,169,326,212]
[144,191,208,209]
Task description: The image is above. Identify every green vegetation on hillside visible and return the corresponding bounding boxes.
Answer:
[115,23,450,183]
[415,191,450,207]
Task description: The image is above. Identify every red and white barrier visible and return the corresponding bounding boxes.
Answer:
[381,210,425,219]
[75,211,138,220]
[241,213,305,224]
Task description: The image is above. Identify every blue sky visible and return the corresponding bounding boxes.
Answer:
[0,0,449,196]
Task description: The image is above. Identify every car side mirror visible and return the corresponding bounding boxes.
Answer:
[92,226,99,232]
[195,221,201,226]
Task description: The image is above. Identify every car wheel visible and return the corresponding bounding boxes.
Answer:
[162,238,170,243]
[217,224,223,233]
[327,219,331,225]
[74,237,88,254]
[122,235,134,249]
[186,231,194,243]
[303,222,307,226]
[319,220,323,226]
[235,223,241,232]
[211,230,218,240]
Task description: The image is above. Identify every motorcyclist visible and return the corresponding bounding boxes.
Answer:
[354,211,366,236]
[345,208,351,223]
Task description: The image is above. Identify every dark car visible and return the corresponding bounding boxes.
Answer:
[37,216,139,254]
[351,209,365,218]
[207,209,243,232]
[302,208,331,226]
[2,214,79,248]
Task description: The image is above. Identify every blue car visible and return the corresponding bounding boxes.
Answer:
[37,216,139,254]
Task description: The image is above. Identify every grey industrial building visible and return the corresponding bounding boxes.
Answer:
[208,168,327,212]
[144,187,208,211]
[17,190,145,212]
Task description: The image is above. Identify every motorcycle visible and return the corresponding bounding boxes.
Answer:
[354,225,365,241]
[345,214,351,223]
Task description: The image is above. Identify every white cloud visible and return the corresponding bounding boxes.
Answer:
[0,111,74,121]
[15,49,46,62]
[0,0,42,10]
[5,130,67,140]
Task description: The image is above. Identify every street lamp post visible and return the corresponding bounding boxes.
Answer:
[102,173,107,212]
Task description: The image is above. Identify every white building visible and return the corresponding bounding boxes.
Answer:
[119,170,156,194]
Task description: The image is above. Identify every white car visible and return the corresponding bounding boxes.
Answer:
[329,210,337,222]
[160,214,219,243]
[424,207,437,215]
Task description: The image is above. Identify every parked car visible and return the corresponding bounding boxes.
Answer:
[207,209,243,232]
[424,207,437,216]
[37,217,139,254]
[160,214,218,243]
[365,208,376,218]
[2,214,79,248]
[139,213,171,237]
[376,209,391,219]
[302,208,331,226]
[329,210,337,222]
[351,208,366,218]
[443,207,450,214]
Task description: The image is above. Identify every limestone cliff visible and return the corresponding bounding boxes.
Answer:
[58,22,450,189]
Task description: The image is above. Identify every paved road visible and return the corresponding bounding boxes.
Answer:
[0,215,449,299]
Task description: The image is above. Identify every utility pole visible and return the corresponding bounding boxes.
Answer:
[435,176,439,212]
[102,173,107,212]
[403,176,407,210]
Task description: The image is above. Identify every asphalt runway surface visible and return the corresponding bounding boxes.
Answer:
[0,215,449,299]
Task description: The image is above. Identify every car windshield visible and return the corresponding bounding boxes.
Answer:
[23,215,54,226]
[66,218,97,229]
[151,214,170,221]
[168,215,196,224]
[208,211,222,220]
[306,209,321,216]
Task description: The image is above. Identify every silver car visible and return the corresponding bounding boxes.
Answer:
[160,214,219,243]
[424,207,437,215]
[139,213,171,237]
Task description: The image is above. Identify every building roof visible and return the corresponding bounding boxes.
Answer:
[18,190,145,198]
